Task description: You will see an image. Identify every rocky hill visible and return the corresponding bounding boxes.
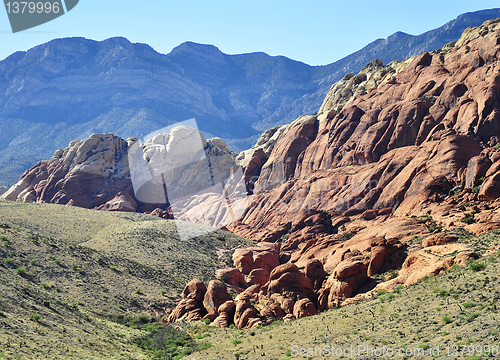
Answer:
[1,9,499,186]
[167,18,500,328]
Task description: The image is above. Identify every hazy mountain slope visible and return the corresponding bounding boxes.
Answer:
[0,8,499,186]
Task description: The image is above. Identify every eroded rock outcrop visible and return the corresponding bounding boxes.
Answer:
[1,128,238,219]
[168,279,207,322]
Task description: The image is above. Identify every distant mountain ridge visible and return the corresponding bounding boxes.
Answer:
[0,8,499,185]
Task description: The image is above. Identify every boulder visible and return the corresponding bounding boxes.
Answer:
[367,245,389,277]
[361,209,378,220]
[326,261,368,307]
[268,263,316,302]
[422,233,459,247]
[233,249,254,275]
[479,171,500,200]
[234,293,259,329]
[293,298,317,319]
[169,279,207,322]
[454,251,479,266]
[216,268,246,287]
[465,155,492,189]
[203,280,233,318]
[149,208,174,219]
[246,268,270,286]
[211,300,236,328]
[304,259,326,290]
[94,192,137,212]
[232,243,280,275]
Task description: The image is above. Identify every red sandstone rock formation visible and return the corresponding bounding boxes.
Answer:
[168,279,207,322]
[203,280,233,320]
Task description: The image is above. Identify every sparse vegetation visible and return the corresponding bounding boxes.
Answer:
[338,232,355,241]
[469,262,485,272]
[132,323,212,359]
[461,213,475,224]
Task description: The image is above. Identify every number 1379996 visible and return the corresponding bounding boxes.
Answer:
[5,2,60,14]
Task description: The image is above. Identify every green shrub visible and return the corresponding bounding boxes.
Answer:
[72,264,79,270]
[16,267,26,275]
[54,259,62,265]
[339,232,355,241]
[463,302,476,308]
[393,285,404,294]
[132,323,210,359]
[231,339,242,345]
[4,258,13,264]
[442,316,452,324]
[109,265,117,271]
[469,312,480,319]
[433,289,450,297]
[32,314,42,322]
[469,262,485,272]
[377,290,387,296]
[461,215,475,224]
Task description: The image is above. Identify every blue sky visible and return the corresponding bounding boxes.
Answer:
[0,1,499,65]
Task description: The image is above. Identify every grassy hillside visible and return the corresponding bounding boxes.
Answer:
[0,200,251,359]
[3,200,500,359]
[183,230,500,360]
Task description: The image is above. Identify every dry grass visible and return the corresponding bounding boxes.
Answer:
[0,200,251,359]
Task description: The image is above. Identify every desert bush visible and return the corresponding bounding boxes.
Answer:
[442,316,452,324]
[463,301,476,308]
[469,262,485,272]
[132,323,211,359]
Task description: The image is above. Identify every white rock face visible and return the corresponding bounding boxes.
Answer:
[129,125,238,205]
[236,125,287,168]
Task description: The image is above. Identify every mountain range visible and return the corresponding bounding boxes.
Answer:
[0,8,499,186]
